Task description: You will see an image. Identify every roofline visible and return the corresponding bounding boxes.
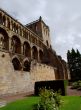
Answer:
[26,17,49,29]
[26,19,39,26]
[0,8,43,41]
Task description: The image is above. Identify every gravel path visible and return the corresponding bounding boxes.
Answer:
[0,92,34,103]
[67,86,81,96]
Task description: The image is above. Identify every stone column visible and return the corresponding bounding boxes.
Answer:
[9,37,12,52]
[37,48,40,62]
[21,43,23,55]
[0,34,3,50]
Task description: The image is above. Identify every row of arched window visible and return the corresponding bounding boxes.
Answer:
[11,35,43,61]
[0,12,28,37]
[0,12,43,48]
[0,27,43,62]
[0,13,10,28]
[12,58,30,71]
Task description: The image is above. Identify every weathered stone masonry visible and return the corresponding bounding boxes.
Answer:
[0,9,69,96]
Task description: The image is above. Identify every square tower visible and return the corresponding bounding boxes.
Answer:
[26,16,51,48]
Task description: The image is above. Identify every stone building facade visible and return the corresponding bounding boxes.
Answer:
[0,9,69,96]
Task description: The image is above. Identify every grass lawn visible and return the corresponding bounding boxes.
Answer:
[0,96,81,110]
[0,96,39,110]
[60,96,81,110]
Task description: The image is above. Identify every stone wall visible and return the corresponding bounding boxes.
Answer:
[0,51,55,96]
[31,62,55,82]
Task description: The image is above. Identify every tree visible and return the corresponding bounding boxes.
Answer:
[67,49,81,80]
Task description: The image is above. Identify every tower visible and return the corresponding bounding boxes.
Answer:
[26,16,51,48]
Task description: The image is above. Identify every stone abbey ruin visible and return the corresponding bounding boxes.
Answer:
[0,9,69,96]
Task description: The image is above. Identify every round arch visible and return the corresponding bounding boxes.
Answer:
[39,50,43,62]
[46,40,49,47]
[32,46,38,60]
[0,13,3,24]
[0,27,9,50]
[7,18,10,29]
[11,36,21,54]
[12,57,21,70]
[23,41,31,58]
[3,15,6,26]
[23,60,30,72]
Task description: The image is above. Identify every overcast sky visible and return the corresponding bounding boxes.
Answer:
[0,0,81,61]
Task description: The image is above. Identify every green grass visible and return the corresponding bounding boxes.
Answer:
[0,96,40,110]
[0,96,81,110]
[60,96,81,110]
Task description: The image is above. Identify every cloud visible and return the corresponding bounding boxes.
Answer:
[0,0,81,61]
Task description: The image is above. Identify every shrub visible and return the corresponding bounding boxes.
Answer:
[71,80,81,90]
[77,80,81,90]
[71,81,79,89]
[33,88,62,110]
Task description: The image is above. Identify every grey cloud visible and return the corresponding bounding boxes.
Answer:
[0,0,81,60]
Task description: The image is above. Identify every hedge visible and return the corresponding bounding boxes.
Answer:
[34,80,68,96]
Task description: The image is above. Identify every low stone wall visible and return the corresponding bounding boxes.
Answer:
[31,62,55,82]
